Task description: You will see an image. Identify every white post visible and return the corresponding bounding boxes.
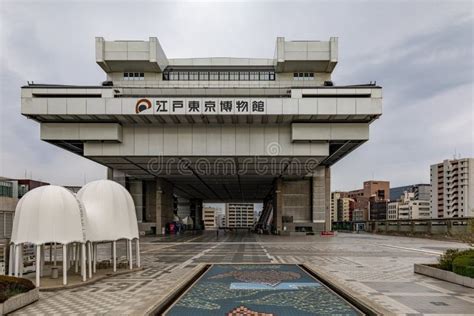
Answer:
[19,244,23,277]
[49,243,52,263]
[81,243,86,282]
[128,240,132,270]
[35,245,41,287]
[53,242,57,266]
[62,244,67,285]
[135,239,140,268]
[40,245,45,277]
[87,242,92,279]
[125,239,129,263]
[14,244,19,277]
[75,243,79,273]
[112,241,116,272]
[8,244,14,276]
[93,243,97,274]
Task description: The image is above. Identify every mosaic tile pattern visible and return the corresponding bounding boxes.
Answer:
[165,264,360,315]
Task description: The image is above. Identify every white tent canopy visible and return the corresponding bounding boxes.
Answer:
[77,179,139,242]
[10,181,141,288]
[10,185,88,287]
[11,185,86,245]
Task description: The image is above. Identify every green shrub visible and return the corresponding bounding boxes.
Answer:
[0,275,35,303]
[452,253,474,278]
[438,249,474,271]
[438,249,460,271]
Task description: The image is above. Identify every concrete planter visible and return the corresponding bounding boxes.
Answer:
[414,264,474,288]
[0,288,39,315]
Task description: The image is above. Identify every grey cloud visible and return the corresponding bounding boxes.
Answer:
[0,0,472,190]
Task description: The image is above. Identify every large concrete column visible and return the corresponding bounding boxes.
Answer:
[107,168,126,187]
[155,178,174,235]
[312,166,331,231]
[129,180,144,222]
[190,199,203,230]
[273,178,283,234]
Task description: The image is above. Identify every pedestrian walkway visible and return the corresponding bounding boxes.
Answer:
[13,231,474,315]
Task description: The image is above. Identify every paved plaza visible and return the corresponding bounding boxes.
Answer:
[14,231,474,315]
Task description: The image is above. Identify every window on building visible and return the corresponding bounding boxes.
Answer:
[189,71,199,80]
[260,72,270,80]
[210,71,219,80]
[240,72,249,80]
[124,72,144,80]
[162,70,276,81]
[219,72,229,80]
[249,72,259,80]
[293,72,314,81]
[170,72,179,80]
[229,72,239,80]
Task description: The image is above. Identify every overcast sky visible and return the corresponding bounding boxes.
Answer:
[0,0,472,191]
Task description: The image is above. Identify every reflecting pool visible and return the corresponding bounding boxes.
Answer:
[165,264,361,315]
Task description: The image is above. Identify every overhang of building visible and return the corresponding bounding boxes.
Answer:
[96,37,168,73]
[41,123,122,142]
[274,37,338,73]
[291,123,369,142]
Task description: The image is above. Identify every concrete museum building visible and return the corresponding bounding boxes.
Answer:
[21,37,382,234]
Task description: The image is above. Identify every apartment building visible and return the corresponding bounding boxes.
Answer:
[431,158,474,218]
[336,197,354,222]
[388,192,432,220]
[226,203,254,228]
[203,206,219,230]
[390,184,431,202]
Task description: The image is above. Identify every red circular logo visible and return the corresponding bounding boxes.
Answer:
[135,99,152,113]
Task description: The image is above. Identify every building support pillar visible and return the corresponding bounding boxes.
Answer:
[129,180,144,223]
[190,199,203,230]
[155,178,174,235]
[273,178,283,234]
[107,168,126,187]
[312,166,331,231]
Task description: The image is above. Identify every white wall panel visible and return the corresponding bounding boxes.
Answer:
[206,126,222,155]
[105,98,122,114]
[235,125,250,155]
[86,98,106,115]
[318,98,337,115]
[120,127,135,155]
[148,127,164,155]
[192,126,207,155]
[177,126,193,155]
[163,126,178,155]
[67,99,87,114]
[134,127,150,155]
[221,126,236,155]
[47,98,67,114]
[249,126,264,155]
[336,98,356,114]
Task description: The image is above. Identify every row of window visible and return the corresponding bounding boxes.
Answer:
[163,71,276,81]
[0,182,13,198]
[124,72,144,80]
[293,72,315,80]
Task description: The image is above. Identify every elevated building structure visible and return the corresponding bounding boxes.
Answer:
[20,36,382,234]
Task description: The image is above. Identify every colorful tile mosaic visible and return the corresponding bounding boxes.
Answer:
[165,264,360,315]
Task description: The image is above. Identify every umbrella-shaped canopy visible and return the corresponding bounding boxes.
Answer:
[77,180,139,242]
[11,185,86,245]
